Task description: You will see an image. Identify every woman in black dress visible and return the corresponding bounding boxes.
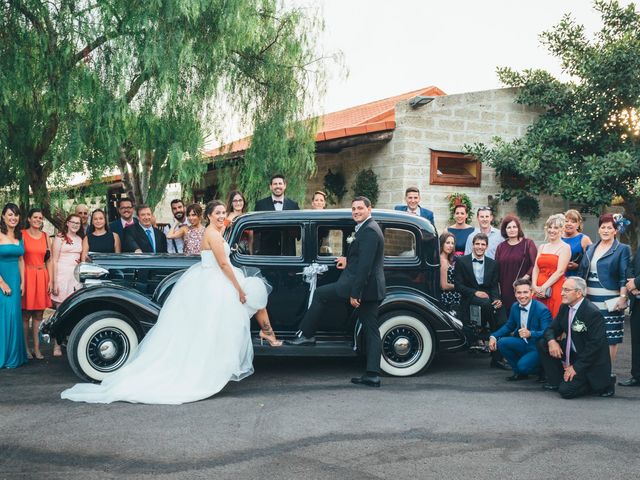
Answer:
[81,209,121,261]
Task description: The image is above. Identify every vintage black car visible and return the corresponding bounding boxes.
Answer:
[41,209,467,382]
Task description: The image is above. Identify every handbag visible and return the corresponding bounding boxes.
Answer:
[515,239,530,281]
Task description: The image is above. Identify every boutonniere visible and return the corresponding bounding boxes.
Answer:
[572,319,587,333]
[346,232,356,244]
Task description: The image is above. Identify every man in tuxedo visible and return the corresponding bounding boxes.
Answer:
[287,197,386,388]
[455,233,507,368]
[463,206,504,259]
[254,174,300,211]
[489,278,552,381]
[123,205,168,253]
[163,199,188,253]
[394,187,435,225]
[108,198,139,239]
[621,248,640,387]
[537,277,614,398]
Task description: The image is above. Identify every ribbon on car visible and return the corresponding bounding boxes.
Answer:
[300,263,329,307]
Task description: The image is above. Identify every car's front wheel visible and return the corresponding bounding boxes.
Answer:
[378,310,435,377]
[66,311,140,382]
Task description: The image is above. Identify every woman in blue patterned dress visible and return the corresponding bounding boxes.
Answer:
[0,203,27,369]
[579,213,631,368]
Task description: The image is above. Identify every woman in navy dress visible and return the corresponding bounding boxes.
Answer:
[562,209,592,277]
[447,204,475,256]
[0,203,27,369]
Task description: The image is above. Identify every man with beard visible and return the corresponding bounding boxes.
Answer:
[254,174,299,255]
[163,199,189,253]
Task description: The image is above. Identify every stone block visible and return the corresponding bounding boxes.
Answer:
[480,111,507,122]
[465,121,495,134]
[399,128,424,140]
[423,130,453,143]
[508,112,537,125]
[437,119,465,131]
[454,108,481,120]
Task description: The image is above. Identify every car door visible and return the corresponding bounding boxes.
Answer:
[229,220,310,332]
[311,221,355,335]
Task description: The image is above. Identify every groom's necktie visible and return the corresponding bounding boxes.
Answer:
[145,228,156,253]
[565,307,575,366]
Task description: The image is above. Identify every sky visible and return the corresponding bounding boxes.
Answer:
[301,0,626,115]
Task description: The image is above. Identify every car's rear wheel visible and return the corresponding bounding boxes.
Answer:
[67,311,140,382]
[378,310,435,376]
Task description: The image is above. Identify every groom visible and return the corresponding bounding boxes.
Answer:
[287,196,386,387]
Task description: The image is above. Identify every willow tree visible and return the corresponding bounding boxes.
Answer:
[0,0,323,223]
[468,0,640,247]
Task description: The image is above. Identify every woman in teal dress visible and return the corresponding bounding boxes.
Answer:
[1,203,27,369]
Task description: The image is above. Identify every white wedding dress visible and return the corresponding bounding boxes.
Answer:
[61,244,268,404]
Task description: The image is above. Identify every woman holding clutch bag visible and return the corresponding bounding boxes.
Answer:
[562,209,592,277]
[579,213,631,366]
[532,214,571,317]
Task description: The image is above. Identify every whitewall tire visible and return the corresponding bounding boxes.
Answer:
[378,311,435,377]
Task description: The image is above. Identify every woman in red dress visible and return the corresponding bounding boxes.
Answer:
[532,214,571,317]
[21,208,52,360]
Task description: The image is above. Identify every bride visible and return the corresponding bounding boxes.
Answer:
[61,200,282,404]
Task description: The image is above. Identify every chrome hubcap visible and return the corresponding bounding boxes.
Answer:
[382,325,423,368]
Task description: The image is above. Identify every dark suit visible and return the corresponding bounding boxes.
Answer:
[538,298,612,398]
[626,247,640,380]
[491,300,552,374]
[254,196,300,211]
[123,224,168,253]
[298,217,386,373]
[454,254,506,330]
[108,218,138,240]
[394,204,434,225]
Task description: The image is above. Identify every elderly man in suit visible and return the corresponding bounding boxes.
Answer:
[394,187,434,225]
[489,278,552,381]
[287,196,386,388]
[455,232,508,369]
[254,174,300,211]
[621,246,640,387]
[123,205,168,253]
[537,277,614,398]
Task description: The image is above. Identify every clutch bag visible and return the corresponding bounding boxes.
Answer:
[544,287,552,298]
[604,297,625,312]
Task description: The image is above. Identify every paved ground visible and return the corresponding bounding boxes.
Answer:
[1,324,639,480]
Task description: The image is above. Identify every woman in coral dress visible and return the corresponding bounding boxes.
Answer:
[50,214,84,356]
[21,208,52,360]
[532,214,571,318]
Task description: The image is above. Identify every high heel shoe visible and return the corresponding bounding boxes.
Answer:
[259,329,283,347]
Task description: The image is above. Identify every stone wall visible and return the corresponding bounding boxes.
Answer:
[307,87,566,243]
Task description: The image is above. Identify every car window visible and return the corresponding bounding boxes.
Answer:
[317,228,344,257]
[384,228,417,257]
[237,225,302,257]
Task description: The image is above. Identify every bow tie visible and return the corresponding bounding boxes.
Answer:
[273,200,283,204]
[519,306,528,312]
[472,258,483,264]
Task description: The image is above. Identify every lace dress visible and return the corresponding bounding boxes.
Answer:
[441,264,461,311]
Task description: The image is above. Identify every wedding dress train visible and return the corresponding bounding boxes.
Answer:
[61,245,268,404]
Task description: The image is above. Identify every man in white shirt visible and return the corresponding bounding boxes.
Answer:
[163,199,188,253]
[464,206,503,259]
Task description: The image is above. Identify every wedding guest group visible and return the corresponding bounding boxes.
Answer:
[395,187,435,225]
[447,203,474,256]
[464,206,503,259]
[166,203,205,255]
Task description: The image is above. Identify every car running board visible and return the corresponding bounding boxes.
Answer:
[252,339,358,357]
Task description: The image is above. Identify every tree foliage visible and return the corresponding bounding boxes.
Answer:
[467,0,640,246]
[0,0,323,224]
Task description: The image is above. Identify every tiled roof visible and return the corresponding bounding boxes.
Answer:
[204,85,445,158]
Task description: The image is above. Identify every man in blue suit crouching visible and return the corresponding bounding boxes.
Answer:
[489,278,552,381]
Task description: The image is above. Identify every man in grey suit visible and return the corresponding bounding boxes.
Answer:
[287,197,386,387]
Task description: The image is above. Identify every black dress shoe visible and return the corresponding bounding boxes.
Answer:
[542,383,559,391]
[536,375,547,383]
[506,373,529,381]
[490,359,511,371]
[284,335,316,346]
[599,385,616,397]
[351,374,381,388]
[618,377,640,387]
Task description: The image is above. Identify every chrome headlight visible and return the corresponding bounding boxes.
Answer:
[74,262,110,283]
